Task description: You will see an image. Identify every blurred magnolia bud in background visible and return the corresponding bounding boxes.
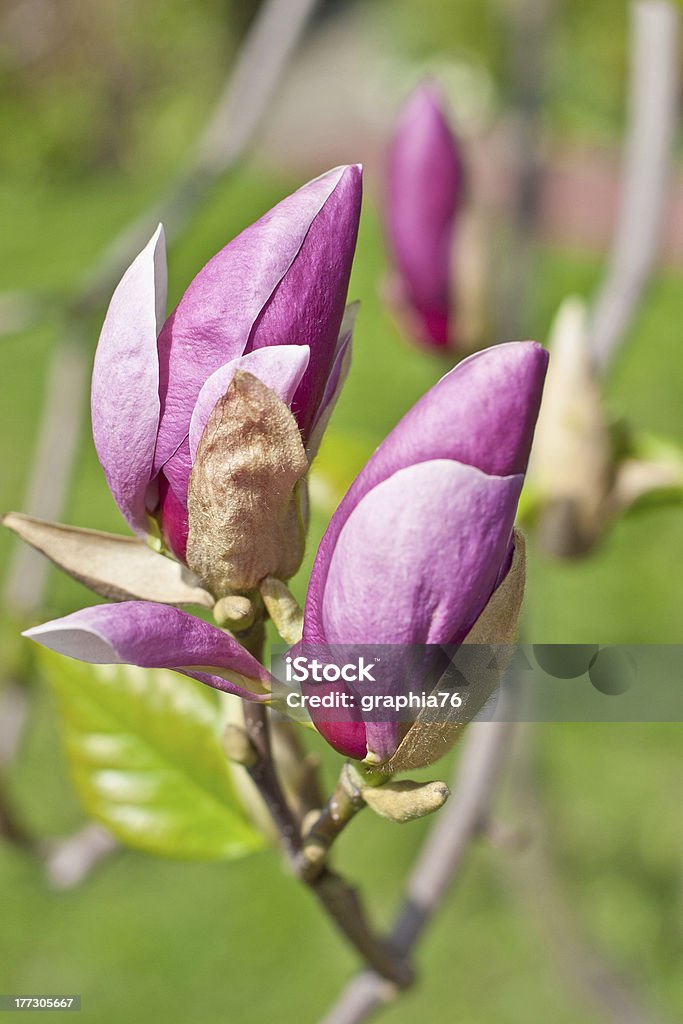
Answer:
[525,296,683,557]
[385,82,492,354]
[526,297,614,556]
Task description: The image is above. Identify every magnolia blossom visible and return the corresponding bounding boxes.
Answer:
[301,342,549,761]
[94,164,362,567]
[386,83,463,349]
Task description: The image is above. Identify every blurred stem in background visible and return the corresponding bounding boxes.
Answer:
[495,0,556,341]
[589,0,680,375]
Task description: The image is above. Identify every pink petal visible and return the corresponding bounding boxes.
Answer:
[91,226,166,536]
[188,345,310,462]
[320,460,523,644]
[24,602,270,700]
[153,167,355,477]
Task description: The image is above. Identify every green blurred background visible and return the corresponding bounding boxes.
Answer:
[0,1,681,1021]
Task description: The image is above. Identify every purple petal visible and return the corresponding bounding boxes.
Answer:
[153,166,361,476]
[318,460,523,644]
[314,718,368,760]
[24,602,270,700]
[156,474,189,562]
[387,83,462,347]
[371,342,548,479]
[188,344,310,462]
[251,165,362,440]
[305,342,548,639]
[306,303,357,460]
[364,720,402,764]
[157,440,193,526]
[91,225,166,536]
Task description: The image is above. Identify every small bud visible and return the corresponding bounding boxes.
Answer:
[301,809,323,836]
[186,372,308,595]
[301,836,328,869]
[386,82,464,349]
[361,780,450,823]
[214,595,256,632]
[260,576,304,645]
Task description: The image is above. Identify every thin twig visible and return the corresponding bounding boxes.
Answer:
[3,334,90,614]
[321,689,518,1024]
[0,683,32,847]
[243,702,302,861]
[590,1,680,374]
[43,824,119,890]
[297,763,368,881]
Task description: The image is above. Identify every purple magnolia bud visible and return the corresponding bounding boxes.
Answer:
[386,83,463,349]
[92,166,362,579]
[301,342,548,761]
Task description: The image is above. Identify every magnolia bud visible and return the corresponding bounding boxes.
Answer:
[214,595,256,632]
[259,576,304,645]
[361,779,450,823]
[528,298,613,555]
[186,372,308,596]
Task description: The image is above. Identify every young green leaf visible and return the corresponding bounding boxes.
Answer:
[40,650,266,861]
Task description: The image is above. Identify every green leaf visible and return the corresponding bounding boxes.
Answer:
[40,651,265,861]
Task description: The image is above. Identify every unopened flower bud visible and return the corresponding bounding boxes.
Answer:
[361,779,450,823]
[301,342,547,765]
[528,297,613,556]
[214,595,256,632]
[186,372,308,596]
[260,576,304,645]
[386,82,468,350]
